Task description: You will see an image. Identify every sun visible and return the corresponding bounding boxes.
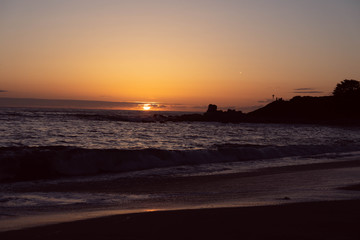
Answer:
[142,104,151,111]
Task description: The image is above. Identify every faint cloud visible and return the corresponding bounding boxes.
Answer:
[165,104,207,112]
[258,98,273,103]
[149,104,167,109]
[0,90,8,93]
[293,91,324,94]
[153,104,167,109]
[294,88,313,91]
[136,103,169,110]
[293,88,323,94]
[189,105,208,110]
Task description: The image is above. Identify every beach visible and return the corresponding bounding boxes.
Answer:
[1,200,360,240]
[1,159,360,239]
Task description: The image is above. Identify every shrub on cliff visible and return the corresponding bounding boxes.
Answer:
[333,79,360,98]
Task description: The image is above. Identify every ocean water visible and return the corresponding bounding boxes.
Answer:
[1,107,360,179]
[1,107,360,230]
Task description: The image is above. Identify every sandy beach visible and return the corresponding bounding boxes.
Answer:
[1,200,359,240]
[1,159,360,240]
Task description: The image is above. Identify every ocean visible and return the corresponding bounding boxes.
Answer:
[1,107,360,231]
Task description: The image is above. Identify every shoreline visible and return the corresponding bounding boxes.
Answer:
[1,200,360,240]
[2,158,360,233]
[9,157,360,193]
[2,158,360,238]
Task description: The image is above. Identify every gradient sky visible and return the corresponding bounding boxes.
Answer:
[1,0,360,111]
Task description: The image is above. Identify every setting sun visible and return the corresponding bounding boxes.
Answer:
[142,104,151,111]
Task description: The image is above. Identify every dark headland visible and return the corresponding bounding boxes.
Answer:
[156,79,360,125]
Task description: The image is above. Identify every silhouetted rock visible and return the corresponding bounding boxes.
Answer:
[202,104,245,122]
[206,104,218,113]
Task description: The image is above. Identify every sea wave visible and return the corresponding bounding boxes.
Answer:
[1,144,360,182]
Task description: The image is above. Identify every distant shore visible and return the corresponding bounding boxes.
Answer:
[156,96,360,125]
[1,199,360,240]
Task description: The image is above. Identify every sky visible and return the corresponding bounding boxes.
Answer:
[1,0,360,111]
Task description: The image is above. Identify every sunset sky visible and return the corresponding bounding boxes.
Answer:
[1,0,360,111]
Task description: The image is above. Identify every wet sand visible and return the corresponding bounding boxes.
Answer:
[1,200,360,240]
[2,159,360,239]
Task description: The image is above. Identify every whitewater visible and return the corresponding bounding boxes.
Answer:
[1,107,360,231]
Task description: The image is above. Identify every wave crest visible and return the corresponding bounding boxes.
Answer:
[1,144,359,182]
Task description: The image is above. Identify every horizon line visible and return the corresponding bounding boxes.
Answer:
[0,97,203,112]
[0,97,263,113]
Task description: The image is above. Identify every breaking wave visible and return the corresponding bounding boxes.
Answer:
[1,144,360,182]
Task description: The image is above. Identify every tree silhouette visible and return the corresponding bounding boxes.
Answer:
[333,79,360,97]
